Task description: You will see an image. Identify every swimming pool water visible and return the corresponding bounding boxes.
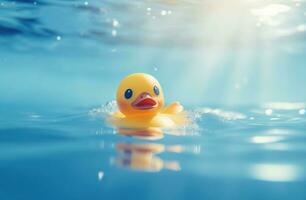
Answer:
[1,0,306,199]
[1,104,306,200]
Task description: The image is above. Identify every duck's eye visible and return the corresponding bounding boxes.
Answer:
[153,86,160,96]
[124,89,133,99]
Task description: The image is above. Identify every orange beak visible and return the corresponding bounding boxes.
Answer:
[131,92,158,110]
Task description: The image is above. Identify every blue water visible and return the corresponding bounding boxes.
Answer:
[1,0,306,199]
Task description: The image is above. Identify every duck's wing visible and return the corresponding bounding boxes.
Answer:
[162,101,184,114]
[112,111,125,118]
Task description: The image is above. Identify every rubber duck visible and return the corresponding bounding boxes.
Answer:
[108,73,188,129]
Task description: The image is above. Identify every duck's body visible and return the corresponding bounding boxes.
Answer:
[110,102,186,128]
[109,73,187,129]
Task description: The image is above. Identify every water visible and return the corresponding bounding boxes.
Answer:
[1,104,306,199]
[1,0,306,199]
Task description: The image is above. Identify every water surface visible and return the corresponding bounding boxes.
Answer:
[1,103,306,199]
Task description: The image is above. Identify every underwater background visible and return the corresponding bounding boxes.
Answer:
[1,0,306,200]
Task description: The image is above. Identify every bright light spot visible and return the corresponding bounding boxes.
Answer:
[56,36,61,41]
[193,145,201,154]
[251,4,290,26]
[297,24,306,32]
[154,67,158,71]
[198,108,246,120]
[249,117,255,120]
[33,1,37,5]
[270,117,279,121]
[299,109,305,115]
[265,109,273,115]
[98,171,104,180]
[160,10,167,16]
[250,164,300,182]
[251,4,291,17]
[264,102,305,110]
[112,19,119,27]
[146,7,151,11]
[167,10,172,15]
[30,114,41,118]
[111,30,117,37]
[251,136,283,144]
[84,1,88,6]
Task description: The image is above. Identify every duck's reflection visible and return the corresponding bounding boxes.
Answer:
[113,128,182,172]
[114,143,181,172]
[117,127,164,140]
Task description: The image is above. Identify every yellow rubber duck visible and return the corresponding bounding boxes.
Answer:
[108,73,188,129]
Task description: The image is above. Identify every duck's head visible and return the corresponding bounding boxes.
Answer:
[116,73,164,117]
